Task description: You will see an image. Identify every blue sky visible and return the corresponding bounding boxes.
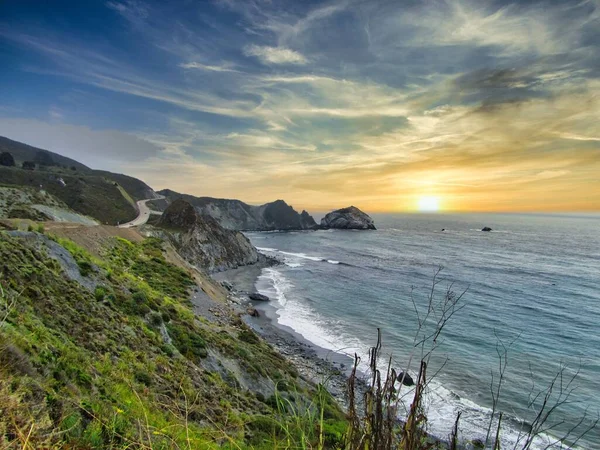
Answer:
[1,0,599,211]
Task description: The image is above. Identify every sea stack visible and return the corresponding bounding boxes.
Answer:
[320,206,376,230]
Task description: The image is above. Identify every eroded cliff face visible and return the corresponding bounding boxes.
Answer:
[157,199,259,272]
[158,190,317,231]
[320,206,376,230]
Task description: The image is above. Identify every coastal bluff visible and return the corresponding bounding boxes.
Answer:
[156,198,259,272]
[320,206,376,230]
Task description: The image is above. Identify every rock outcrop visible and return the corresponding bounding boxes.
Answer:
[157,199,259,272]
[320,206,376,230]
[158,189,318,231]
[397,372,415,386]
[482,227,492,232]
[249,293,270,302]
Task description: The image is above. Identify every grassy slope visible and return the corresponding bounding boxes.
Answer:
[0,166,137,225]
[0,230,344,449]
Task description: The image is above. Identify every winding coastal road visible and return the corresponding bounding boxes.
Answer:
[118,195,164,228]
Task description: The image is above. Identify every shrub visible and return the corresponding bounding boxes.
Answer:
[238,329,260,345]
[94,286,106,301]
[167,323,208,359]
[132,291,148,305]
[149,311,162,326]
[0,151,15,167]
[322,419,347,447]
[77,260,93,277]
[134,370,152,386]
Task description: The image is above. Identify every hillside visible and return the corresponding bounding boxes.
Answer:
[0,137,157,224]
[0,226,345,449]
[159,189,318,231]
[0,136,89,171]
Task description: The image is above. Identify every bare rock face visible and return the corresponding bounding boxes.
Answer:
[157,199,259,272]
[320,206,376,230]
[158,190,318,231]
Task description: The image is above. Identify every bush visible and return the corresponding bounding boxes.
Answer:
[132,291,148,305]
[167,323,208,359]
[77,260,93,277]
[149,311,162,326]
[134,370,152,386]
[322,419,347,447]
[238,329,260,345]
[0,151,15,167]
[94,286,106,301]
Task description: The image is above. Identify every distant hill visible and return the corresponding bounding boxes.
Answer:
[159,189,318,231]
[0,136,90,171]
[0,136,157,224]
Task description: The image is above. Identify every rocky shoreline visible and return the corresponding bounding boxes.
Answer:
[212,259,366,410]
[212,258,450,449]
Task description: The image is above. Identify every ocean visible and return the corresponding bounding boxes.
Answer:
[246,213,600,449]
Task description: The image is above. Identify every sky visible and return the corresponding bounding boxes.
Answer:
[1,0,599,213]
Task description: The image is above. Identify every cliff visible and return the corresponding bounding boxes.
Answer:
[156,198,259,272]
[158,189,318,231]
[320,206,376,230]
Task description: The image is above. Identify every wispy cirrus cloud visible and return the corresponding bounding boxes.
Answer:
[1,0,599,211]
[179,62,240,72]
[243,45,308,65]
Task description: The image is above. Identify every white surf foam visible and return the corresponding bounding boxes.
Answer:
[256,246,278,252]
[256,267,575,450]
[279,251,324,262]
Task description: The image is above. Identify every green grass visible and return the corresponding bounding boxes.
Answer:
[0,166,137,224]
[0,232,342,449]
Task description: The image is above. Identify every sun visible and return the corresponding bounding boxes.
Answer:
[417,196,441,212]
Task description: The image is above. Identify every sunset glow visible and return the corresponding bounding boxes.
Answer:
[417,196,441,212]
[1,1,599,212]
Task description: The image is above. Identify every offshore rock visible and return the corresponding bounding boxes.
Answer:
[320,206,376,230]
[482,226,493,232]
[249,293,270,302]
[397,372,415,386]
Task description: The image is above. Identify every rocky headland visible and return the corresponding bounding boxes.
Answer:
[155,198,261,272]
[158,189,318,231]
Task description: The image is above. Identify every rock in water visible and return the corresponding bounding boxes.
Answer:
[320,206,376,230]
[156,199,259,272]
[249,292,270,302]
[482,226,492,232]
[220,280,234,291]
[397,372,415,386]
[246,307,260,317]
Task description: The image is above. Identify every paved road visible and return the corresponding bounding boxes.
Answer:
[118,196,164,228]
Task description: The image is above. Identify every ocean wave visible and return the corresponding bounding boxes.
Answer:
[256,246,278,252]
[279,250,324,261]
[256,267,573,450]
[257,268,293,307]
[265,249,349,266]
